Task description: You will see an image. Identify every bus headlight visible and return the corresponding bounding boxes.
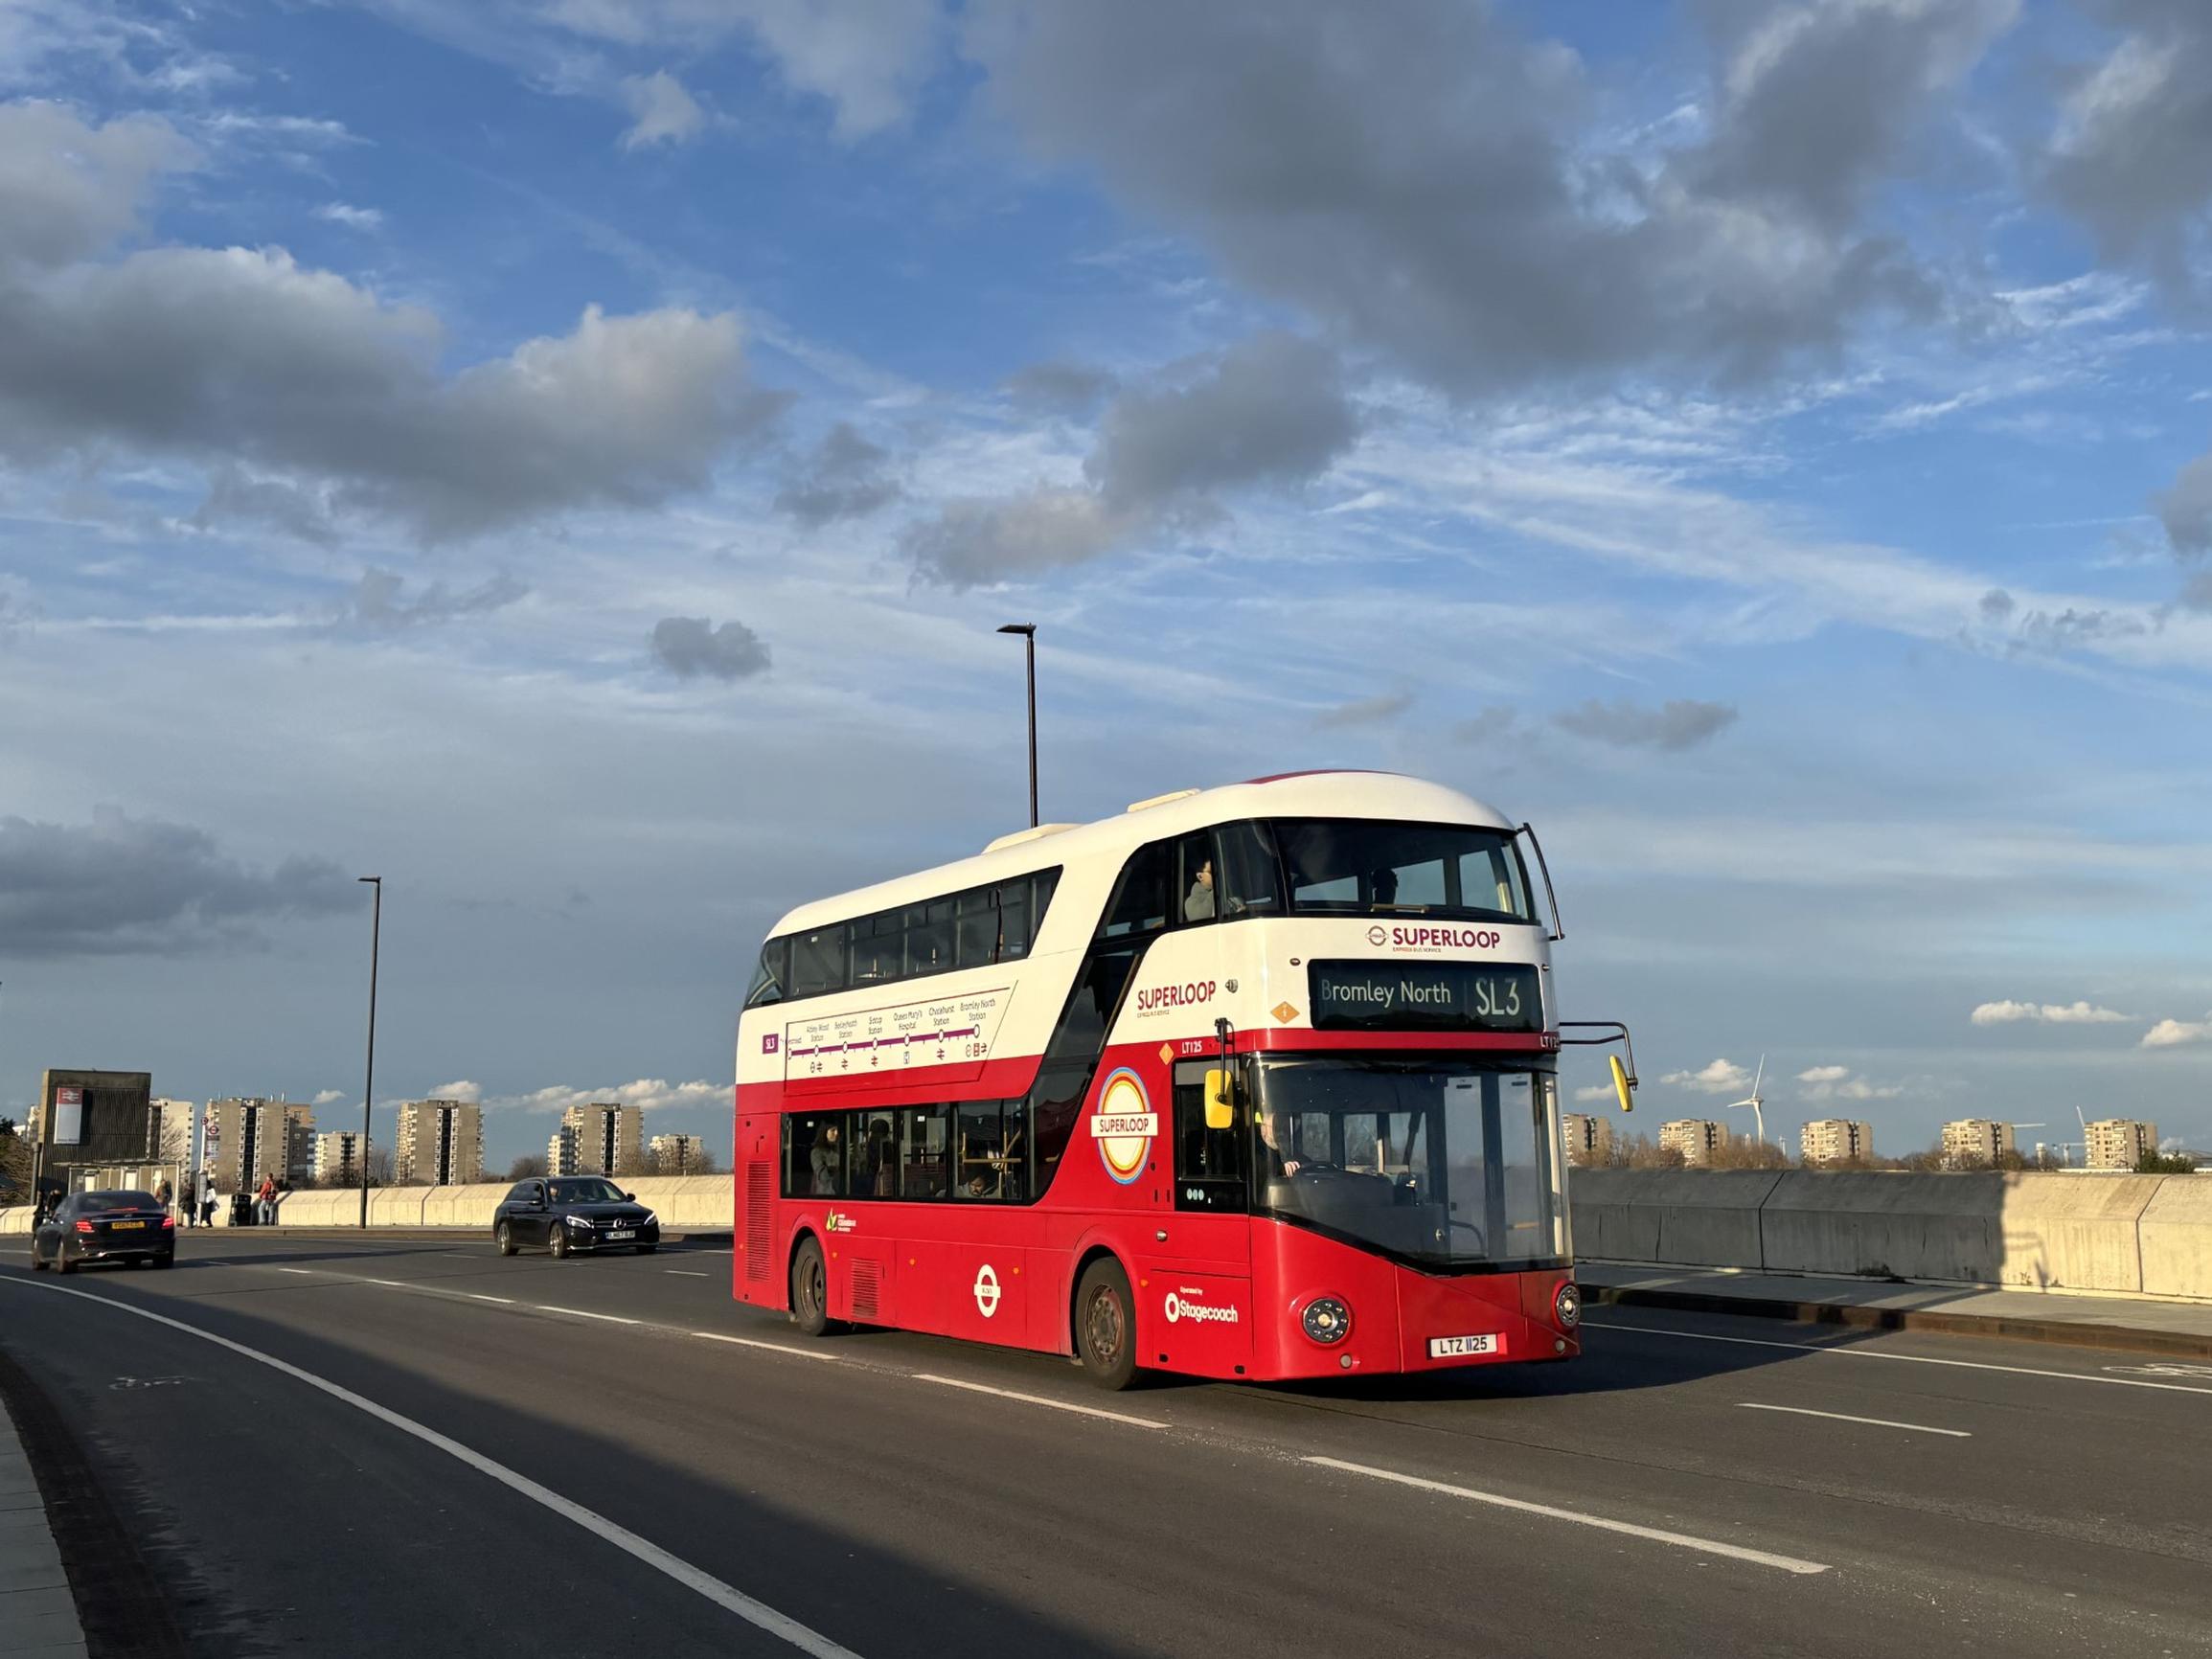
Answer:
[1301,1297,1352,1345]
[1553,1283,1581,1329]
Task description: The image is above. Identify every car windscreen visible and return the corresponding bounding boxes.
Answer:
[547,1179,624,1204]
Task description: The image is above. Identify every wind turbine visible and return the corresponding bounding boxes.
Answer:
[1725,1055,1767,1147]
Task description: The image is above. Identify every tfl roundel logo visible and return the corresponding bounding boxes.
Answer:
[1366,925,1388,946]
[1091,1069,1157,1185]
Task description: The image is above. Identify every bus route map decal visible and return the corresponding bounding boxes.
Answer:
[783,987,1013,1082]
[1091,1067,1157,1185]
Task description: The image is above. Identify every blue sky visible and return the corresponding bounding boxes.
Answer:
[5,0,2212,1169]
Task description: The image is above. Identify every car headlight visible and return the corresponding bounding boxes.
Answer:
[640,1211,657,1226]
[567,1216,596,1227]
[1300,1296,1352,1345]
[1553,1282,1581,1329]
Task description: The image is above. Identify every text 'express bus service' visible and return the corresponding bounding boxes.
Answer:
[732,771,1630,1389]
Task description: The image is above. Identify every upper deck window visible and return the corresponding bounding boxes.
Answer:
[746,867,1061,1009]
[1275,820,1533,924]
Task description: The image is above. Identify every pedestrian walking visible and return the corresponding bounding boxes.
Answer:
[255,1172,278,1225]
[200,1190,218,1228]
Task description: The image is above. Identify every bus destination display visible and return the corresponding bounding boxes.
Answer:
[1307,961,1542,1034]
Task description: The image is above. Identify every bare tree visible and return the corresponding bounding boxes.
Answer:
[507,1153,549,1180]
[1706,1137,1790,1170]
[689,1146,719,1176]
[0,1119,27,1201]
[612,1149,652,1179]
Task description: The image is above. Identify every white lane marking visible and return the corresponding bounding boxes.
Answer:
[536,1306,639,1325]
[666,1270,710,1278]
[277,1268,315,1276]
[1585,1320,2212,1396]
[1738,1403,1970,1438]
[0,1278,861,1659]
[1304,1456,1830,1576]
[911,1374,1166,1430]
[468,1294,516,1305]
[690,1332,843,1363]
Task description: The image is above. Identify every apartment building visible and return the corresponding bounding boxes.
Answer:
[1659,1120,1726,1167]
[1801,1119,1876,1166]
[547,1125,582,1176]
[1941,1119,2015,1166]
[148,1098,196,1165]
[1562,1113,1615,1168]
[2085,1119,2157,1170]
[396,1099,483,1186]
[650,1132,707,1174]
[561,1102,643,1175]
[205,1098,315,1192]
[312,1130,369,1187]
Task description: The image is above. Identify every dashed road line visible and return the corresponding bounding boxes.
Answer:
[1585,1320,2212,1396]
[536,1306,639,1325]
[912,1374,1166,1430]
[690,1332,843,1363]
[1304,1456,1832,1575]
[1738,1402,1970,1438]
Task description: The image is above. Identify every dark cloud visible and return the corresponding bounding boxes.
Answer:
[2042,1,2212,293]
[1451,705,1520,744]
[1979,587,2017,621]
[0,809,361,957]
[2157,450,2212,554]
[191,467,338,546]
[0,102,195,274]
[965,0,2009,396]
[2177,570,2212,612]
[650,616,772,680]
[1315,691,1412,729]
[1004,359,1118,409]
[773,422,902,527]
[2010,605,2150,652]
[342,567,528,630]
[910,331,1355,587]
[1087,331,1357,511]
[0,102,788,540]
[1554,698,1739,750]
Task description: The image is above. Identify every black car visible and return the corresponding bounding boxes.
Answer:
[493,1176,659,1259]
[32,1190,176,1273]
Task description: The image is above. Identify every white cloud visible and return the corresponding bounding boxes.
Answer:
[2141,1015,2212,1050]
[1971,999,2134,1026]
[1659,1057,1753,1096]
[617,69,705,149]
[1800,1069,1904,1102]
[314,201,384,231]
[486,1078,724,1114]
[1572,1083,1617,1103]
[312,1089,347,1106]
[429,1079,484,1102]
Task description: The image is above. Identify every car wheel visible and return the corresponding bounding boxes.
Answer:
[789,1236,836,1337]
[129,1257,150,1269]
[1075,1257,1140,1391]
[496,1220,516,1258]
[549,1222,573,1260]
[30,1245,47,1273]
[635,1244,656,1255]
[57,1251,77,1276]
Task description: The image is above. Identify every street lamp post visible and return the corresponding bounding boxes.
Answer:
[996,623,1038,828]
[357,876,381,1229]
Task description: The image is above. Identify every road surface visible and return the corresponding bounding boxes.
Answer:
[0,1232,2204,1658]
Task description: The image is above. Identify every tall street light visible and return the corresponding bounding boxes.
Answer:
[996,623,1038,828]
[357,876,381,1229]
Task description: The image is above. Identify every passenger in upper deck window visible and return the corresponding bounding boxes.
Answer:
[1185,858,1216,921]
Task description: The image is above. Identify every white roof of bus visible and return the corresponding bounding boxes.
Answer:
[766,770,1516,937]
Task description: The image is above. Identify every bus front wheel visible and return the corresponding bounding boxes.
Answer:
[1075,1258,1139,1391]
[789,1236,839,1337]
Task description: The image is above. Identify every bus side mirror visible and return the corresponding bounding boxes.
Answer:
[1609,1055,1635,1114]
[1203,1068,1235,1130]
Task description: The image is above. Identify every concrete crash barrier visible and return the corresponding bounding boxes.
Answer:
[1759,1171,2007,1284]
[1999,1174,2162,1294]
[2137,1178,2212,1300]
[1565,1169,1780,1268]
[0,1206,30,1236]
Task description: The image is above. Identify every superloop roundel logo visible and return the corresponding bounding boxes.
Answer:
[1093,1068,1154,1185]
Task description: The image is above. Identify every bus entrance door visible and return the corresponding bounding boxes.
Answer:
[1138,1062,1254,1376]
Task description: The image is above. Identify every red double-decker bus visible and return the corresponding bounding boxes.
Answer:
[732,772,1628,1389]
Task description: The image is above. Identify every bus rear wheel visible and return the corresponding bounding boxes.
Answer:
[789,1236,840,1337]
[1075,1258,1138,1391]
